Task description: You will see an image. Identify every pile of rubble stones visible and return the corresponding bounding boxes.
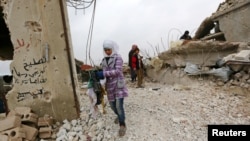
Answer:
[0,107,56,141]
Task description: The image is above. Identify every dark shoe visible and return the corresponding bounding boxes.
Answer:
[136,86,144,88]
[119,125,126,136]
[114,117,119,124]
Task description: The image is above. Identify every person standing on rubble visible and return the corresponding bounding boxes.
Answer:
[137,54,145,88]
[128,44,138,82]
[131,48,144,88]
[95,40,128,137]
[180,30,192,40]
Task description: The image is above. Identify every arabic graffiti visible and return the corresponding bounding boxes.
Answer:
[12,39,49,102]
[23,57,46,71]
[12,60,47,85]
[15,39,30,50]
[17,88,44,102]
[13,65,46,78]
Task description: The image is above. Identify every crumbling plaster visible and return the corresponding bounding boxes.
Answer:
[1,0,79,121]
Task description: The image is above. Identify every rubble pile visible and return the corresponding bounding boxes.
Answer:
[55,79,250,141]
[151,39,250,90]
[53,92,120,141]
[0,104,121,141]
[219,49,250,88]
[187,49,250,89]
[0,107,56,141]
[55,115,108,141]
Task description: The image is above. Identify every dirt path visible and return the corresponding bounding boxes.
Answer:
[75,78,250,141]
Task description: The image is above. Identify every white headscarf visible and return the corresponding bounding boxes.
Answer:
[103,40,119,57]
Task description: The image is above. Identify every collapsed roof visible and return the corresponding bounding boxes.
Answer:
[194,0,250,42]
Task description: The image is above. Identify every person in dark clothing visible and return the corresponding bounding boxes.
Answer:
[128,44,138,82]
[180,30,192,40]
[131,48,139,83]
[131,48,144,88]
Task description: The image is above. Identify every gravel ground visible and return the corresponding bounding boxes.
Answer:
[67,78,250,141]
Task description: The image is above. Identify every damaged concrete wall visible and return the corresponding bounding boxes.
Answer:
[158,41,241,67]
[158,0,250,68]
[0,0,79,121]
[211,0,250,42]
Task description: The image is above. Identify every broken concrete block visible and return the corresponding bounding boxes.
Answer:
[223,53,236,62]
[7,110,22,118]
[21,113,38,124]
[38,116,54,127]
[39,126,52,139]
[62,122,71,131]
[13,107,38,123]
[21,124,38,141]
[56,128,67,138]
[9,109,38,124]
[0,127,26,139]
[0,134,9,141]
[0,116,21,132]
[234,50,250,61]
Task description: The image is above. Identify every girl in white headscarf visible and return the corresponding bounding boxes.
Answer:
[96,40,128,136]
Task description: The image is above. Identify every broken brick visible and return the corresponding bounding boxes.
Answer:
[21,124,38,141]
[7,110,22,118]
[0,116,21,132]
[39,126,52,139]
[0,134,9,141]
[21,113,38,124]
[0,127,26,139]
[38,117,54,127]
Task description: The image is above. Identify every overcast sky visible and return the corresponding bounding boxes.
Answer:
[67,0,225,65]
[0,0,224,75]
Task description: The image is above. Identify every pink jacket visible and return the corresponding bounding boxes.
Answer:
[101,54,128,101]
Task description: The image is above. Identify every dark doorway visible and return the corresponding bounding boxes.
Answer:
[0,6,13,60]
[0,6,13,115]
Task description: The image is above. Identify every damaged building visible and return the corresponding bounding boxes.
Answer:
[0,0,80,121]
[0,0,249,130]
[148,0,250,89]
[0,0,249,140]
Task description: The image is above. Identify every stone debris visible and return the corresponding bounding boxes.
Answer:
[0,115,21,132]
[48,78,249,141]
[0,107,55,141]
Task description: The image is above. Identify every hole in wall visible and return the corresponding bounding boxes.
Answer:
[43,91,51,101]
[0,6,14,61]
[10,131,16,137]
[25,114,30,119]
[0,6,13,114]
